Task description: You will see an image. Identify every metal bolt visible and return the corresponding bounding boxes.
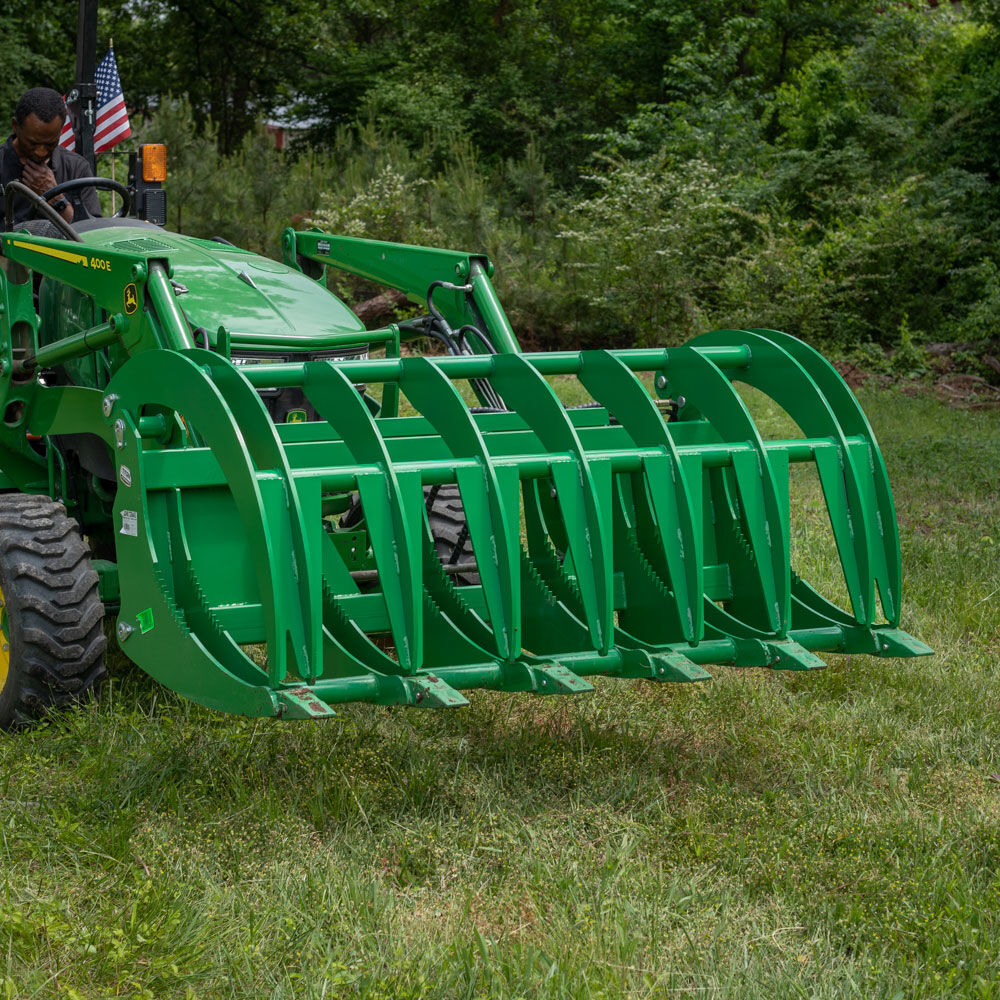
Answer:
[882,643,888,651]
[550,487,557,499]
[2,644,8,652]
[114,419,126,449]
[659,667,665,675]
[117,621,133,642]
[655,375,668,390]
[102,393,119,417]
[676,395,687,409]
[541,679,547,687]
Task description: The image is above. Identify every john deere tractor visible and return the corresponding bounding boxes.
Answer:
[0,129,932,727]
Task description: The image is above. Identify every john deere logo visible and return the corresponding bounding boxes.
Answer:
[286,409,307,424]
[123,283,139,314]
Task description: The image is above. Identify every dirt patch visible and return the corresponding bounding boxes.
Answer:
[931,374,1000,409]
[833,361,892,391]
[834,360,1000,409]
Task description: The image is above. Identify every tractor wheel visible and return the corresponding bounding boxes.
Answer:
[0,495,107,730]
[425,484,480,586]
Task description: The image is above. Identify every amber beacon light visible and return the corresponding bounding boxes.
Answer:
[140,143,167,182]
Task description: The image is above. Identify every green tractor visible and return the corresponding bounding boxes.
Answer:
[0,143,931,726]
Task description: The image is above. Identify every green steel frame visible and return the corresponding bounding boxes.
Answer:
[0,225,931,719]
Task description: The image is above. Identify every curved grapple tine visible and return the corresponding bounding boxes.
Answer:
[664,345,791,636]
[745,328,902,626]
[576,350,703,643]
[690,329,879,626]
[303,360,424,673]
[488,353,615,654]
[396,357,521,662]
[108,349,323,715]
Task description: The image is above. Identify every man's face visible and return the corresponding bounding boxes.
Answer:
[11,113,63,165]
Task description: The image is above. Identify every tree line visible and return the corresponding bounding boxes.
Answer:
[2,1,999,366]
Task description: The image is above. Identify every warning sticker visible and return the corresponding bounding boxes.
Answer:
[317,239,330,255]
[120,510,138,536]
[119,465,132,487]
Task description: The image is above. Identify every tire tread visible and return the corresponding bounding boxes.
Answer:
[0,495,106,730]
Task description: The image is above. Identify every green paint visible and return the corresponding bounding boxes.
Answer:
[0,222,931,721]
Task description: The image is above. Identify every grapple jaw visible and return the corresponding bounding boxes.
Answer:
[104,328,930,718]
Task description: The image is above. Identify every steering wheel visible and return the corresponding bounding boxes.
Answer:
[41,176,132,220]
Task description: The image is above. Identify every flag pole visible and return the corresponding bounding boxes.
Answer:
[109,37,116,216]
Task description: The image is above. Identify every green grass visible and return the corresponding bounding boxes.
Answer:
[2,385,999,999]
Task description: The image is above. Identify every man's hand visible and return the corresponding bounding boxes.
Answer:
[21,158,57,198]
[21,159,73,221]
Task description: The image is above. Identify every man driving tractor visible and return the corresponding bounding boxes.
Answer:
[0,87,100,228]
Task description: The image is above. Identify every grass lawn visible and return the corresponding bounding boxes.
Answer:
[1,382,998,999]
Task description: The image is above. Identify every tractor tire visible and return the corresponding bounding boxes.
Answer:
[0,495,106,730]
[425,484,480,586]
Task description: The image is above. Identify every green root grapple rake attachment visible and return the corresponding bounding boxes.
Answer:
[0,223,931,723]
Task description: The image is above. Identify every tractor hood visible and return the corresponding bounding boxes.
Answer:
[79,224,366,346]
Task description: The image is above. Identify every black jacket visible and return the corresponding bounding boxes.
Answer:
[0,137,102,227]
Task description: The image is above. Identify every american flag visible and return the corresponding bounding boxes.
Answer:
[59,49,131,154]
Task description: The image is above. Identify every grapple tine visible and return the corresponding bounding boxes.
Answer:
[747,329,902,625]
[667,346,790,635]
[576,351,704,643]
[202,351,328,684]
[729,449,786,632]
[812,447,871,620]
[400,357,521,661]
[304,361,423,673]
[488,354,615,653]
[690,329,878,625]
[517,539,594,655]
[107,350,314,714]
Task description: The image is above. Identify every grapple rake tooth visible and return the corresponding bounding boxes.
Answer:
[401,357,521,661]
[611,510,684,645]
[488,353,615,653]
[729,448,784,630]
[200,351,326,685]
[406,675,470,708]
[576,350,704,643]
[303,359,426,673]
[517,542,595,656]
[276,687,338,718]
[648,651,713,683]
[766,640,827,671]
[666,345,791,636]
[746,329,902,625]
[690,329,880,626]
[871,628,934,658]
[522,662,595,695]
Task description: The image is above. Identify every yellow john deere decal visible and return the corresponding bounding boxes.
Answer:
[123,283,139,314]
[10,240,88,267]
